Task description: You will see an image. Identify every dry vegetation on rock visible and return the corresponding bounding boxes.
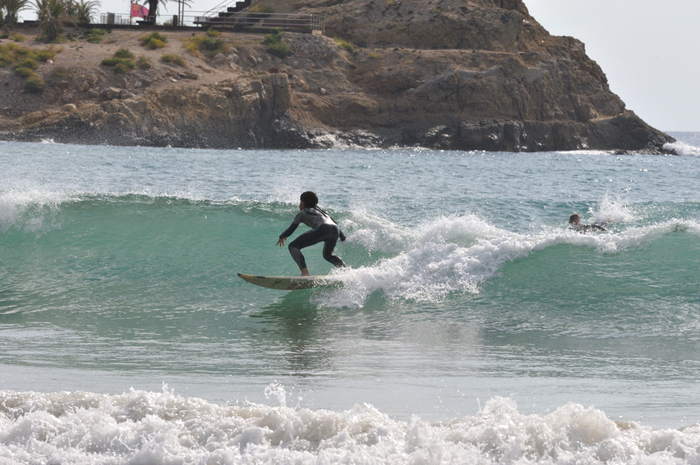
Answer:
[0,0,674,152]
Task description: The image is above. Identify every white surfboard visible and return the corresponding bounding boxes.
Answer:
[238,273,338,290]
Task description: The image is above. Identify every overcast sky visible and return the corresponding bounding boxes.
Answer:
[20,0,698,131]
[526,0,699,132]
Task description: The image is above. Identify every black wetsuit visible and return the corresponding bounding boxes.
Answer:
[279,207,347,270]
[571,223,607,233]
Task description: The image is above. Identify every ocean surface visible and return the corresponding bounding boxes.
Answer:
[1,132,700,464]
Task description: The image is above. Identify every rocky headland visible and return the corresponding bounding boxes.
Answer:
[0,0,675,152]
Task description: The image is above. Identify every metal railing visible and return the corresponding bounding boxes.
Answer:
[93,10,324,33]
[95,12,225,27]
[99,13,131,25]
[193,12,325,34]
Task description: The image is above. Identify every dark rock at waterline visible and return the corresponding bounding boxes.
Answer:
[0,0,675,153]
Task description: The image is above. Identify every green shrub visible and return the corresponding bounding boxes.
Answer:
[2,42,20,51]
[1,50,14,67]
[183,38,198,55]
[139,32,168,50]
[113,62,133,73]
[203,36,225,50]
[151,32,168,42]
[36,47,58,61]
[25,74,45,93]
[265,41,291,58]
[11,34,27,42]
[148,37,167,49]
[101,49,136,73]
[14,58,38,70]
[137,55,152,69]
[84,28,106,43]
[14,66,35,78]
[0,44,18,66]
[101,48,137,73]
[262,28,283,45]
[101,57,135,67]
[184,34,231,59]
[160,53,185,66]
[0,44,59,67]
[333,36,354,52]
[262,28,291,58]
[206,28,221,37]
[114,48,134,59]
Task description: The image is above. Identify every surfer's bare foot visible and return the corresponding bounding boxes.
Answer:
[301,268,310,276]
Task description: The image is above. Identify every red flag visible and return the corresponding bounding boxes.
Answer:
[130,2,149,18]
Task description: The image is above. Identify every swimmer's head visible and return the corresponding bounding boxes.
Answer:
[569,214,581,225]
[300,191,318,208]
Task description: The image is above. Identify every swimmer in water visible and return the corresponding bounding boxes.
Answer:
[277,191,347,276]
[569,213,607,232]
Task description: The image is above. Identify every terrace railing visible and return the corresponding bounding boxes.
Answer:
[193,12,325,35]
[100,13,131,25]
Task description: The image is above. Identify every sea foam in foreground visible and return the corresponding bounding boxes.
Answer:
[2,385,700,464]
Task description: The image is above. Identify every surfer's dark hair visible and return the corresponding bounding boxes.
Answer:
[300,191,318,208]
[569,214,580,224]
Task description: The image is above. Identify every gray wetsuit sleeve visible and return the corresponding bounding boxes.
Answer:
[279,211,303,238]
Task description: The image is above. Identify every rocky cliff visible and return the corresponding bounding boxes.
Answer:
[0,0,674,152]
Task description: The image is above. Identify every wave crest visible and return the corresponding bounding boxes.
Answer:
[323,211,700,306]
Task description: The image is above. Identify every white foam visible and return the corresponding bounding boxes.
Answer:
[343,209,412,255]
[321,214,551,306]
[0,190,67,234]
[1,387,698,464]
[664,141,700,157]
[319,211,700,307]
[323,214,515,305]
[594,193,635,225]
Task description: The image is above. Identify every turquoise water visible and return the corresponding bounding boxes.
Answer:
[1,135,700,463]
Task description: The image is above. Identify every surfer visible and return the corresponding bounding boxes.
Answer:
[569,214,607,233]
[277,191,347,276]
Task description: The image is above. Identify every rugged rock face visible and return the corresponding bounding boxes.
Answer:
[292,0,673,152]
[6,74,293,148]
[0,0,675,152]
[320,0,526,52]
